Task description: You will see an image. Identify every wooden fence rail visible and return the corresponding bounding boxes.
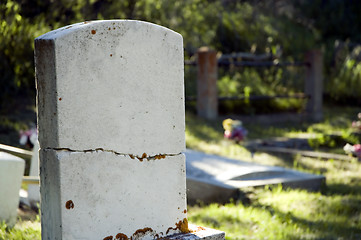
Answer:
[185,48,323,122]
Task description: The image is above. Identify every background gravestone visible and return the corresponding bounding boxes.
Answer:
[0,152,25,227]
[36,20,188,240]
[27,141,40,208]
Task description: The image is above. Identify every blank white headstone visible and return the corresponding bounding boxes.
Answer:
[36,20,188,239]
[0,152,25,227]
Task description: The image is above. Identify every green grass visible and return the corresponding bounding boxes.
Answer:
[1,105,361,239]
[188,154,361,239]
[186,105,360,165]
[186,106,361,239]
[189,186,361,239]
[0,219,40,240]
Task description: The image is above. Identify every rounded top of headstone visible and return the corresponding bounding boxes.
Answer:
[0,152,25,163]
[35,20,185,155]
[36,20,182,42]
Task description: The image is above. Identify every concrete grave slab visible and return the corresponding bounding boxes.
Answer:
[166,224,225,240]
[185,149,325,204]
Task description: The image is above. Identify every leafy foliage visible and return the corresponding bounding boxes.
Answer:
[0,1,46,99]
[328,50,361,101]
[1,0,361,107]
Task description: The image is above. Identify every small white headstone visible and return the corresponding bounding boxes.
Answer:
[36,20,188,239]
[27,140,40,207]
[0,152,25,227]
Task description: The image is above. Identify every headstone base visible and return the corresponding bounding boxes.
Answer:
[40,149,187,239]
[167,224,225,240]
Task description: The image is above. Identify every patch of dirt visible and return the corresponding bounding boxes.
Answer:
[18,205,39,222]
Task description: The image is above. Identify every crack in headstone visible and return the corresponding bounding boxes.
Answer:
[44,147,181,161]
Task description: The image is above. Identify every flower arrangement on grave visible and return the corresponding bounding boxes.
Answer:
[344,143,361,160]
[19,125,37,149]
[222,118,248,142]
[351,113,361,131]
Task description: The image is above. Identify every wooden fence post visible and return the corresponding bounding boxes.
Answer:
[197,47,218,120]
[305,49,323,122]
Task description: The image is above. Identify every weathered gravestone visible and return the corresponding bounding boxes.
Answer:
[35,20,224,240]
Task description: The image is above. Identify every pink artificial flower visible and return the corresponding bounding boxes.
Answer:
[222,119,248,143]
[224,130,232,139]
[19,127,38,148]
[354,144,361,156]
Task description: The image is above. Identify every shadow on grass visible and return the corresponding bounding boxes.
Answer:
[185,113,224,141]
[248,150,296,168]
[253,202,361,239]
[326,183,361,196]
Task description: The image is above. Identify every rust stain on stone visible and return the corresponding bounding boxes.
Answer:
[154,154,166,160]
[91,30,96,34]
[133,227,153,235]
[132,227,153,238]
[183,209,187,214]
[115,233,128,240]
[110,54,113,57]
[154,234,169,240]
[112,228,155,240]
[103,236,113,240]
[190,226,206,233]
[65,200,74,209]
[166,218,190,235]
[130,153,169,162]
[166,226,177,235]
[177,218,190,233]
[137,153,147,161]
[58,97,62,101]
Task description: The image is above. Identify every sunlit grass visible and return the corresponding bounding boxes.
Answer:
[189,185,361,239]
[0,218,40,240]
[186,106,361,239]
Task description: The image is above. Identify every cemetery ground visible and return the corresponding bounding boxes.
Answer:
[1,104,361,239]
